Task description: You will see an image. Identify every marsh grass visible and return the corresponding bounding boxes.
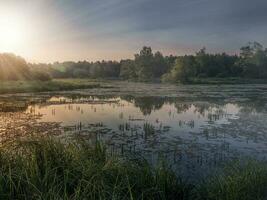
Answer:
[196,161,267,200]
[187,77,267,85]
[0,137,266,200]
[0,137,191,200]
[143,123,155,136]
[0,101,28,112]
[0,79,105,94]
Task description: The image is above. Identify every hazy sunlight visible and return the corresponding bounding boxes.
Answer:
[0,13,28,52]
[0,1,267,199]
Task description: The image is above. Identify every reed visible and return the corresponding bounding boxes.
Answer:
[143,122,155,136]
[0,137,266,200]
[196,161,267,200]
[0,137,190,200]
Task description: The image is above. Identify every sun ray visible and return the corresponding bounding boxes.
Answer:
[0,12,28,53]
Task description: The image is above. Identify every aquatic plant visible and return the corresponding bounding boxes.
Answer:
[0,79,103,94]
[0,101,28,112]
[143,122,155,136]
[0,137,266,200]
[196,161,267,200]
[0,137,190,200]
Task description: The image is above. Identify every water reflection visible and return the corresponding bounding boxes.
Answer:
[23,94,267,179]
[0,84,266,180]
[27,96,239,131]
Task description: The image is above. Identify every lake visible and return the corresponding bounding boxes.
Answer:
[3,81,267,179]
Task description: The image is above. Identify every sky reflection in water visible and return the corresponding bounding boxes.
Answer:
[26,94,267,179]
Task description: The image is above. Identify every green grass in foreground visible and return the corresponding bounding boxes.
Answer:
[198,162,267,200]
[0,79,106,94]
[0,137,267,200]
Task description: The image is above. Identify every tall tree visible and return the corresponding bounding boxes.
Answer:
[135,47,154,81]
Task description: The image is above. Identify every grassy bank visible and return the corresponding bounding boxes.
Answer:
[187,77,267,85]
[1,78,266,94]
[0,79,110,94]
[198,162,267,200]
[0,137,190,200]
[0,137,266,200]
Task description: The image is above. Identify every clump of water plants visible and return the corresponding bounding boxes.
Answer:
[0,137,191,200]
[0,101,28,112]
[0,136,267,200]
[196,161,267,200]
[143,122,155,136]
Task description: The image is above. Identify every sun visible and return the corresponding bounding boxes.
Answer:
[0,14,27,52]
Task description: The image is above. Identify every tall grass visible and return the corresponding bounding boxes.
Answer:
[0,137,191,200]
[197,161,267,200]
[0,137,266,200]
[0,79,103,94]
[143,123,155,136]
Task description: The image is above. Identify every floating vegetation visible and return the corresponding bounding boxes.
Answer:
[88,122,104,127]
[143,122,155,135]
[0,83,267,181]
[118,123,131,131]
[0,101,28,112]
[46,97,120,105]
[0,112,62,144]
[162,125,171,132]
[128,115,145,121]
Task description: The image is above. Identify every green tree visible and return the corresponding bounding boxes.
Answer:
[120,59,137,80]
[135,46,154,81]
[153,51,168,78]
[238,42,267,78]
[162,56,196,83]
[0,53,31,80]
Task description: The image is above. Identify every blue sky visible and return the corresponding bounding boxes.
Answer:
[0,0,267,62]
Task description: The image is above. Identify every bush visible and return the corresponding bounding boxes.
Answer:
[31,70,52,81]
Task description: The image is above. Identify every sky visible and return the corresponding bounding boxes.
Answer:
[0,0,266,63]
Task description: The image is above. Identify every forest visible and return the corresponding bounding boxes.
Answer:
[1,42,267,83]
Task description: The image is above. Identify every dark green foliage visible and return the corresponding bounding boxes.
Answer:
[162,49,240,83]
[30,69,52,81]
[0,137,266,199]
[41,46,172,82]
[153,51,169,77]
[239,42,267,78]
[0,79,102,94]
[0,53,51,81]
[119,47,174,81]
[0,137,191,200]
[143,122,155,135]
[135,47,155,81]
[162,55,197,83]
[163,42,267,83]
[133,96,165,115]
[0,53,31,80]
[120,59,137,80]
[31,60,121,79]
[194,48,239,78]
[197,161,267,200]
[2,42,267,83]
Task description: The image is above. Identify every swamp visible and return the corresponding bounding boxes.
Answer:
[1,81,267,178]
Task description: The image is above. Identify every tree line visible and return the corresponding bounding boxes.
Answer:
[162,42,267,82]
[0,53,51,81]
[1,42,267,82]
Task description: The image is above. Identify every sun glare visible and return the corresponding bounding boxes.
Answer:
[0,14,28,52]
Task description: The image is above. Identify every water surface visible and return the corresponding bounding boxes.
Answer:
[22,82,267,179]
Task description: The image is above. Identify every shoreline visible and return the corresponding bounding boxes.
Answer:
[0,78,267,95]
